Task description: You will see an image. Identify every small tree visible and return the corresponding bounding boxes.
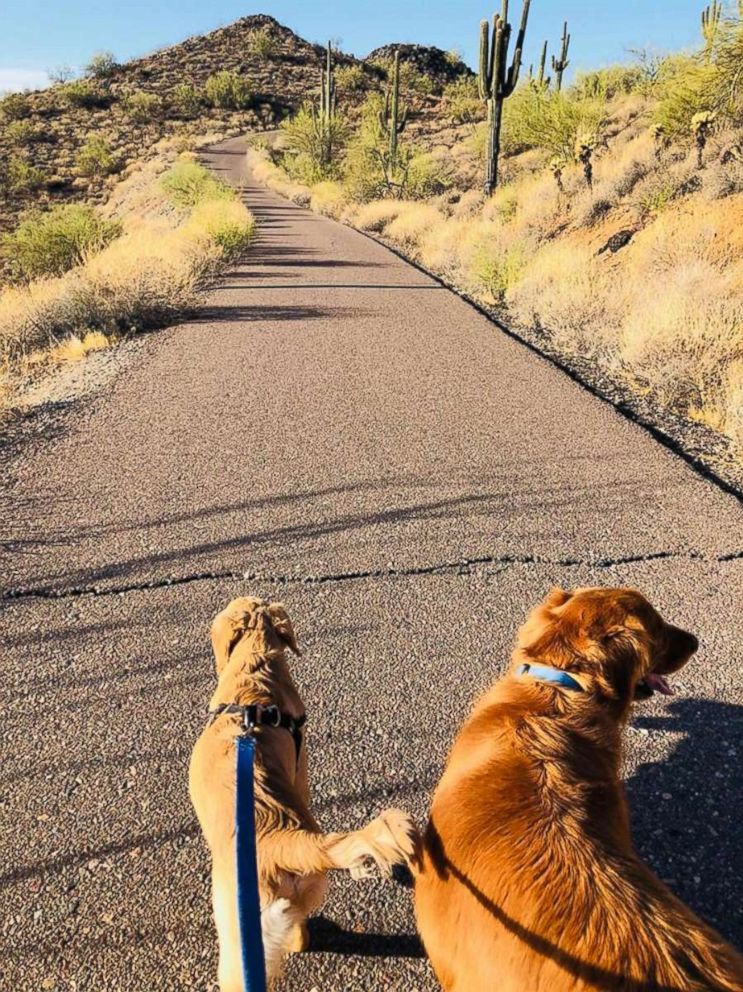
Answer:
[204,71,252,109]
[86,51,118,79]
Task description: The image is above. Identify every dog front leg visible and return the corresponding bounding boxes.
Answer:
[262,808,418,879]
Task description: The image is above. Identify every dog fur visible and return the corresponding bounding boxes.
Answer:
[415,587,743,992]
[189,596,418,990]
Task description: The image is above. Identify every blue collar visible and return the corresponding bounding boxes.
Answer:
[516,662,584,692]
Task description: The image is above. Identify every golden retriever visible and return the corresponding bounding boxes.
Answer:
[190,596,418,990]
[415,587,743,992]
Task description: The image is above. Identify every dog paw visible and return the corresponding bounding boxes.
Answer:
[373,808,420,863]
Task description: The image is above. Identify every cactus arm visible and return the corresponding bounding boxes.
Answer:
[505,0,531,94]
[478,19,492,99]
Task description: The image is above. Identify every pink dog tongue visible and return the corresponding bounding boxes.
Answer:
[645,673,674,695]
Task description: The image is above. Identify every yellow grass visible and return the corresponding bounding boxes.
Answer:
[53,330,111,363]
[383,203,445,247]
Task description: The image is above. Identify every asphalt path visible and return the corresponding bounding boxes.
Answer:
[2,135,742,991]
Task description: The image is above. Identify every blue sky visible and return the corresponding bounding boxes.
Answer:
[3,0,706,92]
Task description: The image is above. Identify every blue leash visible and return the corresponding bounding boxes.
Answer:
[235,734,267,992]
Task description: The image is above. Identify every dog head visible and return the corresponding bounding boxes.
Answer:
[210,596,301,676]
[514,587,698,716]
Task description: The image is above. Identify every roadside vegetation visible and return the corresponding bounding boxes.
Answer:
[0,146,254,406]
[251,5,743,458]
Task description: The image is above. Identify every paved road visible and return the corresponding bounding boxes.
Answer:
[2,135,742,991]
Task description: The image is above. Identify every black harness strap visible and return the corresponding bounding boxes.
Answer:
[208,703,306,761]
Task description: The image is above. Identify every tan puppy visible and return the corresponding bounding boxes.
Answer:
[190,596,418,990]
[415,587,743,992]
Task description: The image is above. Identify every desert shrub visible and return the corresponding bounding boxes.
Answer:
[342,94,435,200]
[405,152,454,198]
[0,92,32,121]
[1,205,122,280]
[5,156,44,194]
[335,64,366,92]
[121,90,161,123]
[204,71,252,109]
[172,83,201,118]
[309,181,349,219]
[573,65,645,101]
[384,203,444,246]
[5,120,37,146]
[160,157,233,207]
[184,198,255,258]
[443,76,484,124]
[468,240,526,304]
[619,288,743,417]
[503,88,606,161]
[62,80,106,108]
[353,199,405,231]
[653,54,717,138]
[76,137,119,176]
[49,65,75,84]
[280,105,349,182]
[246,26,279,58]
[507,240,620,357]
[86,51,118,79]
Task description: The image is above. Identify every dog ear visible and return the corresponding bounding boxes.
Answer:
[596,619,651,704]
[210,597,263,675]
[544,587,573,610]
[267,602,301,655]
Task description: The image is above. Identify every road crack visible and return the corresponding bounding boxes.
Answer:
[3,549,742,602]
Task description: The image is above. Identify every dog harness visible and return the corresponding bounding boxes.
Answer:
[208,703,306,760]
[515,662,584,692]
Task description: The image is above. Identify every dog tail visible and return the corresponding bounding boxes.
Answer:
[261,898,303,981]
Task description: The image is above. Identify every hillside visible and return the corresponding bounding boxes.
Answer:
[0,16,466,241]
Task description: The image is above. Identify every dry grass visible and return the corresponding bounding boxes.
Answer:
[384,204,445,247]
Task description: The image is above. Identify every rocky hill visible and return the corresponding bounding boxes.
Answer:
[365,44,473,88]
[0,15,381,236]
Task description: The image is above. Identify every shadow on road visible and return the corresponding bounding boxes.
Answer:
[308,915,425,959]
[627,697,743,947]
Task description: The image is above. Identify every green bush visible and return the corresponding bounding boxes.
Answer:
[443,76,484,124]
[280,105,349,181]
[160,158,234,207]
[5,120,38,146]
[121,90,162,123]
[503,87,606,161]
[86,51,118,79]
[405,152,453,198]
[6,156,44,194]
[1,204,122,279]
[573,65,644,100]
[62,80,106,108]
[335,64,366,92]
[76,137,119,176]
[246,26,279,58]
[204,71,252,109]
[172,83,201,118]
[0,92,32,121]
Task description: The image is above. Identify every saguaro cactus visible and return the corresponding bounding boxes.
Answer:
[379,50,408,174]
[701,1,722,49]
[312,40,337,166]
[535,40,550,89]
[552,21,571,92]
[478,0,532,195]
